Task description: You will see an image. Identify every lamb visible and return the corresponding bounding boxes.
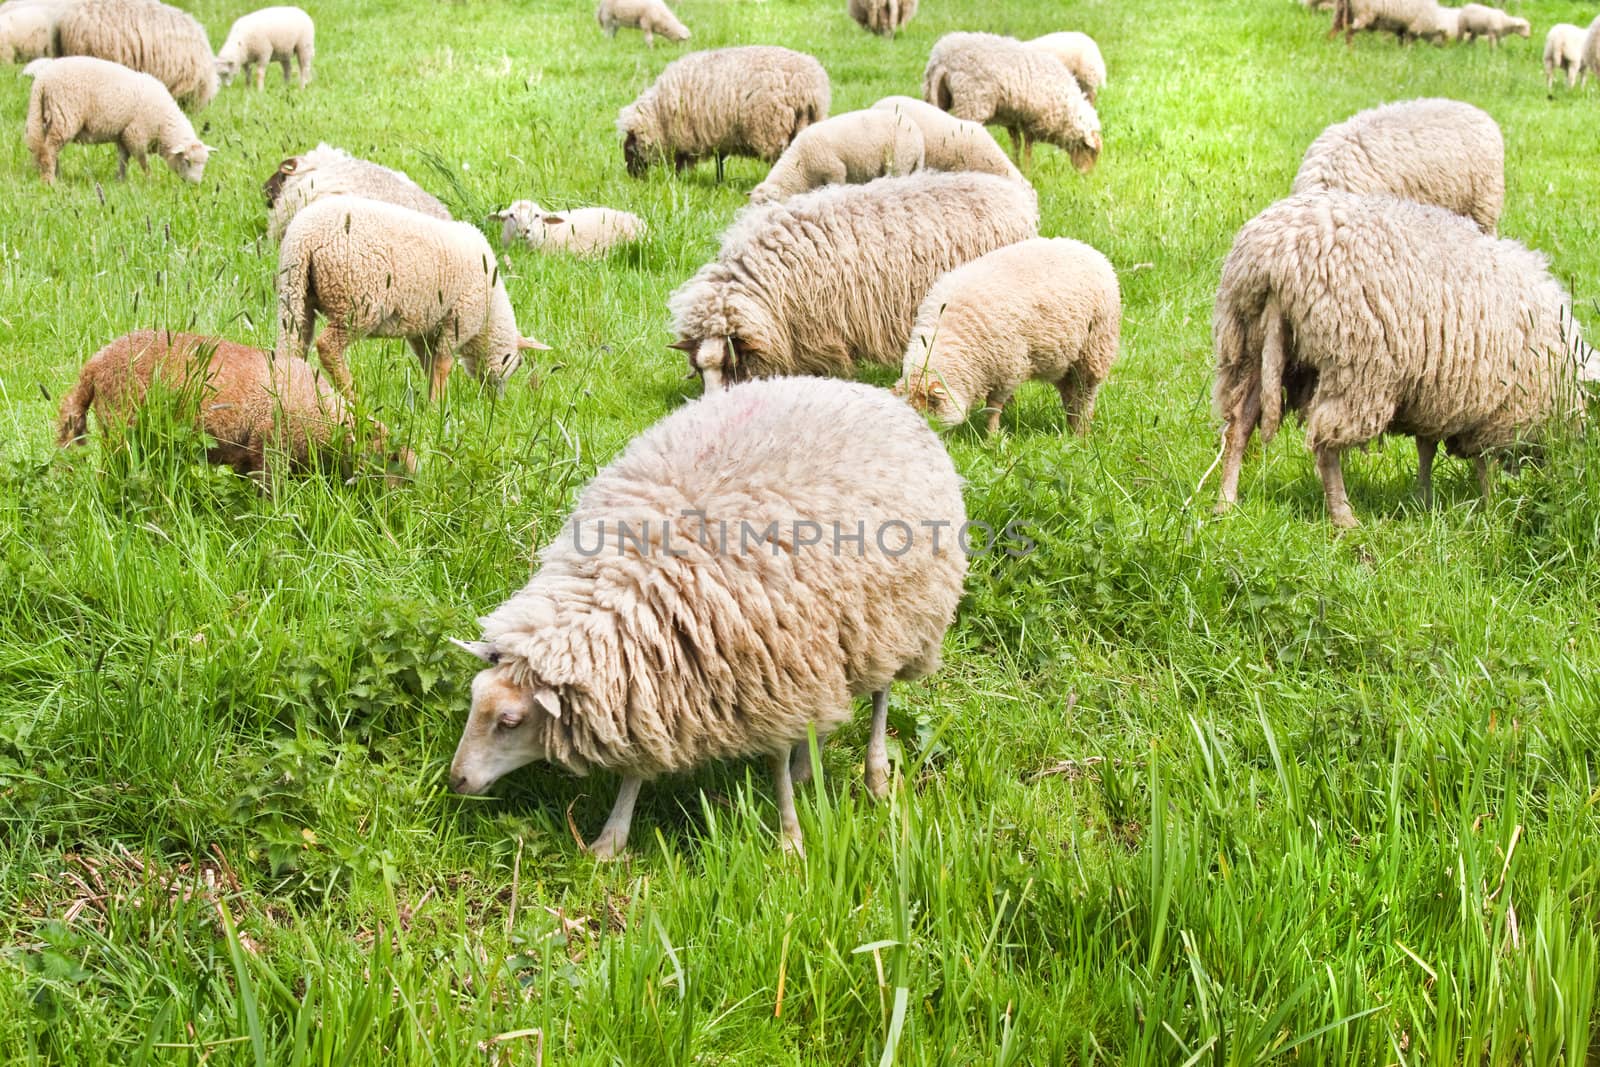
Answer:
[1331,0,1453,44]
[618,45,830,181]
[749,109,925,204]
[25,55,213,185]
[922,32,1102,171]
[669,171,1038,392]
[276,196,550,401]
[215,6,314,90]
[1290,98,1504,234]
[1213,191,1600,529]
[1457,2,1530,44]
[847,0,917,38]
[596,0,688,46]
[55,330,413,482]
[263,143,450,243]
[1028,32,1107,104]
[1543,23,1586,89]
[1581,15,1600,84]
[895,238,1120,435]
[870,96,1024,182]
[58,0,217,110]
[447,376,968,859]
[489,200,647,257]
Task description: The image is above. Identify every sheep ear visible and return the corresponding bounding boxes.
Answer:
[667,339,697,352]
[517,336,551,352]
[487,211,507,222]
[541,214,566,225]
[927,382,949,400]
[449,637,499,664]
[532,687,561,720]
[279,158,297,174]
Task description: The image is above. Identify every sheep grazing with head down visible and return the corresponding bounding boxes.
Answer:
[596,0,689,46]
[215,5,314,90]
[848,0,917,38]
[58,0,217,109]
[448,376,968,859]
[1213,191,1600,529]
[1457,3,1529,45]
[748,109,925,204]
[263,143,450,243]
[870,96,1024,182]
[669,170,1038,392]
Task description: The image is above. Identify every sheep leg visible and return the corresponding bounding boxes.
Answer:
[864,689,891,800]
[297,47,313,86]
[116,145,129,182]
[715,153,725,184]
[1006,126,1022,161]
[1474,455,1496,499]
[1022,135,1034,170]
[790,729,830,785]
[279,57,291,85]
[411,336,456,401]
[1315,444,1359,528]
[1416,437,1438,507]
[1057,370,1098,434]
[35,136,61,185]
[315,326,357,400]
[255,62,267,91]
[588,775,643,861]
[643,28,654,47]
[1215,387,1262,513]
[769,752,804,855]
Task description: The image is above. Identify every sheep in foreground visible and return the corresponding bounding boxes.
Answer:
[1291,99,1503,234]
[263,144,450,242]
[489,200,647,257]
[1028,32,1107,104]
[749,109,924,204]
[870,96,1024,182]
[896,238,1120,434]
[215,6,313,90]
[923,32,1102,171]
[56,330,412,481]
[1213,192,1599,528]
[618,45,830,180]
[1457,3,1529,44]
[0,4,52,63]
[58,0,217,110]
[1582,15,1600,83]
[276,196,550,401]
[25,56,212,184]
[1544,23,1586,89]
[669,171,1038,392]
[447,376,968,858]
[848,0,917,38]
[596,0,688,46]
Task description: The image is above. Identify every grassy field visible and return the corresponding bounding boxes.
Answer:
[4,0,1600,1061]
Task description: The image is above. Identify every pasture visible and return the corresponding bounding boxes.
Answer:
[4,0,1600,1061]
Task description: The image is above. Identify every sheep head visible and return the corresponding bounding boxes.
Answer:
[165,141,214,184]
[263,156,299,206]
[895,372,965,427]
[448,642,563,795]
[671,336,756,393]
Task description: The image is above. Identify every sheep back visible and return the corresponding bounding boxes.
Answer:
[750,109,925,202]
[58,0,217,109]
[871,96,1024,182]
[264,144,450,242]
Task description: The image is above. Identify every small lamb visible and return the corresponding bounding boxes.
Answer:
[215,5,314,90]
[596,0,688,46]
[489,200,647,257]
[1544,23,1586,89]
[1457,2,1530,44]
[895,238,1120,434]
[25,55,213,184]
[749,109,925,204]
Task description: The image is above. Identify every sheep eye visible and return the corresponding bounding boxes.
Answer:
[495,713,523,732]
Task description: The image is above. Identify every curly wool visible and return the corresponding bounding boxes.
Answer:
[0,4,52,63]
[870,96,1023,182]
[58,0,217,109]
[749,109,925,203]
[847,0,917,38]
[596,0,688,45]
[216,5,314,90]
[1544,24,1586,89]
[25,55,209,183]
[1027,32,1106,104]
[1291,98,1504,234]
[668,170,1038,390]
[264,144,450,242]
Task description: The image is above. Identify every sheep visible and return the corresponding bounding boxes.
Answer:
[895,238,1120,435]
[55,330,413,482]
[263,143,450,243]
[847,0,917,38]
[215,6,313,90]
[870,96,1024,182]
[57,0,217,110]
[1457,2,1529,45]
[1028,32,1107,104]
[275,195,550,402]
[0,4,52,63]
[489,199,647,257]
[922,32,1102,171]
[1290,98,1503,234]
[596,0,688,46]
[1544,23,1586,89]
[25,55,213,185]
[749,109,925,204]
[1213,191,1600,529]
[1581,15,1600,84]
[669,171,1038,392]
[1410,3,1461,42]
[1331,0,1452,44]
[446,375,968,858]
[618,45,830,181]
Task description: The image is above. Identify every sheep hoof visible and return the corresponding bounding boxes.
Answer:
[1328,510,1360,530]
[587,834,627,861]
[865,765,890,800]
[780,832,806,858]
[1212,498,1235,516]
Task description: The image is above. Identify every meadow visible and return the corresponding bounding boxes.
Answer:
[4,0,1600,1061]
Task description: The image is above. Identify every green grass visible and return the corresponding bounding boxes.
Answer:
[4,0,1600,1061]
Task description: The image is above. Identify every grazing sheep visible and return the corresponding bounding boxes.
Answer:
[618,45,830,181]
[25,55,212,184]
[847,0,917,38]
[276,196,550,401]
[263,143,450,243]
[870,96,1024,182]
[215,6,313,90]
[749,109,925,204]
[1213,192,1599,528]
[1581,15,1600,84]
[58,0,217,110]
[489,200,647,257]
[1332,0,1452,44]
[596,0,688,46]
[447,376,968,858]
[895,237,1120,435]
[1457,2,1529,44]
[1028,31,1107,104]
[1544,23,1585,89]
[1291,98,1503,234]
[1411,3,1461,42]
[923,31,1102,171]
[669,171,1038,392]
[56,330,412,481]
[0,4,52,63]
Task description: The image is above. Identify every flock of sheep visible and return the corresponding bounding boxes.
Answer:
[3,0,1597,857]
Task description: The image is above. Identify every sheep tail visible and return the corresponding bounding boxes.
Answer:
[1258,294,1285,443]
[56,374,94,447]
[276,239,316,361]
[923,64,952,110]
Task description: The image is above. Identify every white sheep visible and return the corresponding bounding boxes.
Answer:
[870,96,1024,182]
[215,6,313,90]
[1028,32,1107,104]
[669,171,1038,392]
[1332,0,1453,44]
[58,0,217,110]
[275,195,550,401]
[0,3,52,63]
[596,0,688,46]
[1457,2,1530,45]
[1581,15,1600,84]
[25,55,212,184]
[847,0,917,38]
[1544,23,1586,89]
[447,376,968,858]
[749,109,925,204]
[489,200,647,257]
[263,143,450,243]
[895,237,1121,435]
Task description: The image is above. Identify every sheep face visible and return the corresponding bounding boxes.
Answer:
[1069,102,1103,173]
[449,662,561,794]
[674,336,750,392]
[623,131,652,177]
[215,55,240,84]
[165,141,213,184]
[894,372,966,428]
[489,200,542,246]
